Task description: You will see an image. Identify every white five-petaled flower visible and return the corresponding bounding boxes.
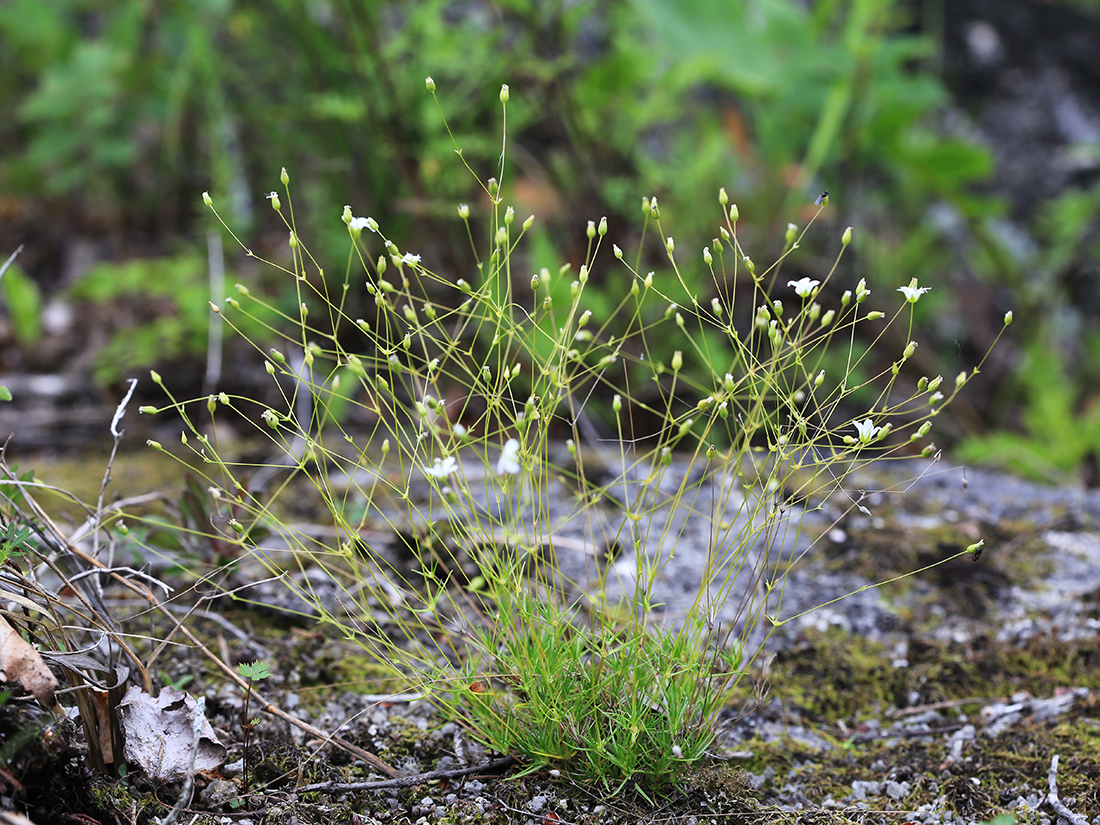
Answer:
[853,418,881,443]
[497,438,521,475]
[424,455,458,480]
[349,216,378,233]
[898,284,931,303]
[400,252,422,265]
[788,277,820,298]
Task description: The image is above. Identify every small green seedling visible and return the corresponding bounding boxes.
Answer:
[237,661,270,794]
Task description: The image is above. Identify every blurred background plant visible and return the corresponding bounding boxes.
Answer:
[1,0,1099,480]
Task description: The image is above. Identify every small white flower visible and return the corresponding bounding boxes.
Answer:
[787,277,820,298]
[898,283,931,303]
[453,423,467,438]
[400,252,422,265]
[497,438,521,475]
[349,216,378,233]
[424,455,458,480]
[672,745,683,759]
[853,418,881,443]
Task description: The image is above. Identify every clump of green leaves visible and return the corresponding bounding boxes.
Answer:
[141,83,1006,791]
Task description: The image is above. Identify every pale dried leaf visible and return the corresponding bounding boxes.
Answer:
[0,615,58,708]
[118,686,226,783]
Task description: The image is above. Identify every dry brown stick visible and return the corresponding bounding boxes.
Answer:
[166,611,399,777]
[1047,754,1088,825]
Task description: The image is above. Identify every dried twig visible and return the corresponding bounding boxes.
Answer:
[0,245,23,282]
[296,755,516,793]
[1048,754,1088,825]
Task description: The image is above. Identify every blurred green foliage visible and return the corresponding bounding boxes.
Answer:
[4,0,1100,474]
[0,265,43,349]
[65,255,272,386]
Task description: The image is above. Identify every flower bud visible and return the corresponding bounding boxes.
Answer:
[613,244,623,259]
[671,351,683,372]
[703,247,713,265]
[1004,310,1013,326]
[523,214,534,231]
[842,226,852,246]
[719,187,728,206]
[280,167,289,185]
[711,297,722,318]
[613,394,622,413]
[815,370,825,388]
[927,375,943,392]
[955,371,967,388]
[866,311,885,320]
[487,177,499,197]
[820,309,835,327]
[903,341,918,359]
[458,203,470,219]
[730,204,739,222]
[425,76,436,92]
[665,236,675,254]
[499,83,509,103]
[202,191,213,207]
[150,370,163,385]
[505,206,515,225]
[785,223,797,246]
[530,272,541,290]
[147,440,163,451]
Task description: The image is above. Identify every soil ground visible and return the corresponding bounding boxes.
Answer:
[2,455,1099,825]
